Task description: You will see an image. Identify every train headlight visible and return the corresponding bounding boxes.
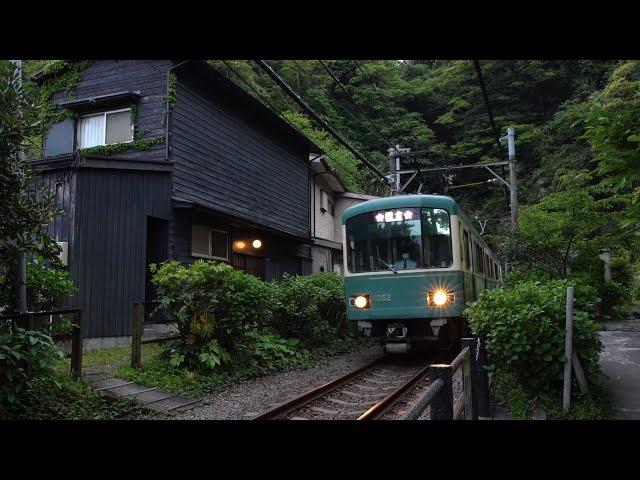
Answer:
[428,289,454,307]
[350,295,370,309]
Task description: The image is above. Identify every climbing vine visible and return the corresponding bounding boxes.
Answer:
[37,60,93,131]
[161,71,177,127]
[34,61,166,157]
[78,136,164,156]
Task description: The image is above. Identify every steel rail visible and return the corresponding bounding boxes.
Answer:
[253,357,385,420]
[357,364,432,421]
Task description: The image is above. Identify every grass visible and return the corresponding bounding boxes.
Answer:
[115,336,369,398]
[490,369,616,420]
[57,343,165,373]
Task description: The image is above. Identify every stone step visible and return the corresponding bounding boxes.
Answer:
[87,376,200,415]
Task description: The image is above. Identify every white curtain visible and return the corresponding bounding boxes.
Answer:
[78,114,104,148]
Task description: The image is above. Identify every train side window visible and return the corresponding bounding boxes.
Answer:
[462,229,470,270]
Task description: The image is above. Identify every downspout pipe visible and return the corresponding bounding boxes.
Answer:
[165,60,190,162]
[309,154,330,241]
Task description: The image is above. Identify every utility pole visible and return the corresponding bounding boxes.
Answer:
[507,127,518,232]
[388,146,397,192]
[10,60,27,313]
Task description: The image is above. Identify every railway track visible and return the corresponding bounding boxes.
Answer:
[254,356,437,420]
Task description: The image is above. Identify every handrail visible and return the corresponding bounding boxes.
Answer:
[0,307,81,321]
[450,346,470,372]
[401,378,444,420]
[402,338,489,421]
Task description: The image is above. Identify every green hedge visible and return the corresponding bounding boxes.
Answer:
[150,260,355,372]
[269,272,354,346]
[465,279,603,392]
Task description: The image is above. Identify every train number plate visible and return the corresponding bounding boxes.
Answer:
[374,294,391,302]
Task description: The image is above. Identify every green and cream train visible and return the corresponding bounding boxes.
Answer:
[342,194,501,353]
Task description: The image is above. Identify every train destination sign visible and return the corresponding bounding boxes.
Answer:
[374,209,414,223]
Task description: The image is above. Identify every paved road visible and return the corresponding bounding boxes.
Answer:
[599,313,640,420]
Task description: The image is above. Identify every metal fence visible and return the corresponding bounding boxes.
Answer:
[402,336,490,420]
[0,308,84,378]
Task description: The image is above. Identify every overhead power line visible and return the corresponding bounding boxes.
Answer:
[318,60,395,149]
[256,59,391,186]
[218,60,348,174]
[473,60,502,153]
[290,61,371,137]
[473,60,509,201]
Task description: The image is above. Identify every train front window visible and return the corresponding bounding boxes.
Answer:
[345,207,452,273]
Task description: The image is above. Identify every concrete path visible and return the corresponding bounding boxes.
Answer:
[599,310,640,420]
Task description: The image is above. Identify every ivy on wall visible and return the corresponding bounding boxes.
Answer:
[78,137,164,156]
[37,61,93,130]
[161,71,177,128]
[35,60,166,157]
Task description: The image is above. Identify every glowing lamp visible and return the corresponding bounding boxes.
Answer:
[428,289,454,307]
[252,239,262,249]
[234,240,247,249]
[354,295,368,309]
[432,290,448,306]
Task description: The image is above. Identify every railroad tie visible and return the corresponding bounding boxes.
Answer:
[361,377,405,386]
[341,390,385,399]
[309,406,341,416]
[325,397,372,408]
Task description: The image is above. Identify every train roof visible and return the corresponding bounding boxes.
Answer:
[341,194,459,224]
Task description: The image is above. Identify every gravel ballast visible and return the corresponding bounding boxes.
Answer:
[175,342,384,420]
[174,342,465,420]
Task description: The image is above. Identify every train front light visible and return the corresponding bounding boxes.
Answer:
[428,289,454,307]
[350,295,370,309]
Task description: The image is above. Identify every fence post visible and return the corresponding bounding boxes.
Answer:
[468,334,491,418]
[428,364,453,420]
[70,309,83,378]
[131,302,143,369]
[462,338,479,420]
[563,286,574,414]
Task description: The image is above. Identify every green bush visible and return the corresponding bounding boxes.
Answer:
[26,255,75,312]
[0,256,74,314]
[1,372,153,420]
[270,272,353,346]
[0,325,63,404]
[239,330,308,374]
[465,279,603,392]
[150,260,273,370]
[150,261,357,370]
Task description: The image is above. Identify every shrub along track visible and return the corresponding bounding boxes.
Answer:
[254,352,446,420]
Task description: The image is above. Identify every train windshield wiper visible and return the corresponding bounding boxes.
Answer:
[376,247,397,274]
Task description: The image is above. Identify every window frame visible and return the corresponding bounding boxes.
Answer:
[191,225,230,262]
[77,107,134,149]
[344,207,453,274]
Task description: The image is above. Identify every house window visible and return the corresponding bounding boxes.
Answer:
[191,225,229,261]
[320,190,334,216]
[77,108,133,149]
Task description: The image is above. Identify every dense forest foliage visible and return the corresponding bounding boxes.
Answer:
[19,59,640,289]
[212,60,639,282]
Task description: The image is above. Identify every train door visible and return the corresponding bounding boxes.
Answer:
[462,229,474,302]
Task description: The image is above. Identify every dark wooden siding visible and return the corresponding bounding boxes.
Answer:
[35,169,77,249]
[170,78,311,239]
[49,60,170,161]
[74,168,172,338]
